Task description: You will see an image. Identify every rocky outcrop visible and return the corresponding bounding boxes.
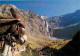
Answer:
[0,4,19,19]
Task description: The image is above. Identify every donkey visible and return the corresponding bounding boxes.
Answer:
[0,20,27,56]
[0,8,27,56]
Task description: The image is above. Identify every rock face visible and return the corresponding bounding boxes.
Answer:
[48,10,80,38]
[19,10,48,36]
[0,4,48,37]
[0,4,19,19]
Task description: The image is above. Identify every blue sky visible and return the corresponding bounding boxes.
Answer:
[0,0,80,17]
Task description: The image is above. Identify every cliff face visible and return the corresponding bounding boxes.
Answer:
[48,10,80,38]
[0,4,48,37]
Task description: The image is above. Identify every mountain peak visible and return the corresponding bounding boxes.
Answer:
[75,10,80,13]
[0,4,17,9]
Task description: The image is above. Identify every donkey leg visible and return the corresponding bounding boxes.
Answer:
[7,46,12,56]
[2,44,12,56]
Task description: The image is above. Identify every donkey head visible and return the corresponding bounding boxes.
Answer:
[5,20,27,46]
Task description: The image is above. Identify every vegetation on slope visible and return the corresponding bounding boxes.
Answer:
[21,33,71,56]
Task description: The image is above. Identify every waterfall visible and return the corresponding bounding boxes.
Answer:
[46,21,49,32]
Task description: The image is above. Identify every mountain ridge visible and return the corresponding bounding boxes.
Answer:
[48,9,80,38]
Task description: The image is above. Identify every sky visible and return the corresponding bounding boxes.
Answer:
[0,0,80,17]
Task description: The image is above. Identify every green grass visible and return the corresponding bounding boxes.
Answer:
[42,40,71,50]
[21,43,42,56]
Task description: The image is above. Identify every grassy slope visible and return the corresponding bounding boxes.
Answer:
[21,32,71,56]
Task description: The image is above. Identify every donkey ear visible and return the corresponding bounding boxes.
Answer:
[17,22,25,28]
